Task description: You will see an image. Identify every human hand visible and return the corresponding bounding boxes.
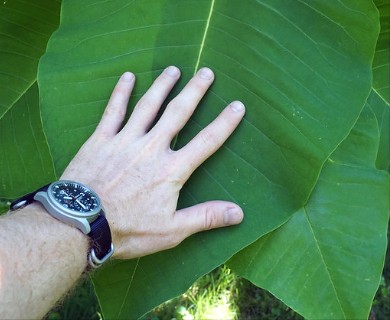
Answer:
[61,66,245,259]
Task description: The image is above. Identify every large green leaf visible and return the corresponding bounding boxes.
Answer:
[38,0,379,318]
[0,0,61,118]
[227,96,389,319]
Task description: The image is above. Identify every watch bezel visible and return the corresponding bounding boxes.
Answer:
[47,180,102,219]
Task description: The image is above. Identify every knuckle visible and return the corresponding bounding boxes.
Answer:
[105,102,126,117]
[167,100,188,118]
[204,206,219,230]
[135,92,160,114]
[165,234,182,249]
[135,97,152,112]
[152,225,183,250]
[94,128,112,140]
[199,129,217,146]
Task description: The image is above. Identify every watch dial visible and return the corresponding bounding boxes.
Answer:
[51,182,100,213]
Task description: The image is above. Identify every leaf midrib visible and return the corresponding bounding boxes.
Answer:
[193,0,215,74]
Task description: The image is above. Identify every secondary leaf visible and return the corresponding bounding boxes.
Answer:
[367,90,389,171]
[372,0,390,103]
[227,98,389,319]
[0,0,61,119]
[372,0,390,172]
[38,0,379,318]
[0,83,56,198]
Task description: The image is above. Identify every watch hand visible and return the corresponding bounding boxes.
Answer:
[76,199,87,209]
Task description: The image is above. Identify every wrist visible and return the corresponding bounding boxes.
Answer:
[10,180,114,268]
[16,202,90,268]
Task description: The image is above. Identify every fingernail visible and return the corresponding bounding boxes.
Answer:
[198,67,214,80]
[122,72,134,82]
[230,101,245,113]
[224,207,244,225]
[165,66,180,77]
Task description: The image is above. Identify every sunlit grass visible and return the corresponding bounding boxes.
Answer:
[145,264,308,320]
[183,265,238,320]
[148,265,239,320]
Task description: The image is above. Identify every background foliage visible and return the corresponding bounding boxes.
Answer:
[0,0,388,319]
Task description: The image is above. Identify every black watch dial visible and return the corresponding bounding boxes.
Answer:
[50,181,100,213]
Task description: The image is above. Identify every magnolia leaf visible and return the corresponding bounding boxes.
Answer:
[227,97,389,319]
[38,0,379,318]
[0,84,56,198]
[0,0,61,118]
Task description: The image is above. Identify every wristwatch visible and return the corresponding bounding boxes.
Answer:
[10,180,114,268]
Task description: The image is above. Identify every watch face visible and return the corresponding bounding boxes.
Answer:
[49,181,100,214]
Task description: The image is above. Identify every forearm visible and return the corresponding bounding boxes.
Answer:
[0,203,89,319]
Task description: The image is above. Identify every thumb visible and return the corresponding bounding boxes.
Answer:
[174,201,244,237]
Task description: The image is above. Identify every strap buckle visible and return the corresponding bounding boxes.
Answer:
[88,244,114,268]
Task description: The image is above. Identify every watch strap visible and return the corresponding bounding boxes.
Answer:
[10,184,50,211]
[88,213,114,268]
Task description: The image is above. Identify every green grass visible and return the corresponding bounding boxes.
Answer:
[143,266,302,320]
[144,266,240,320]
